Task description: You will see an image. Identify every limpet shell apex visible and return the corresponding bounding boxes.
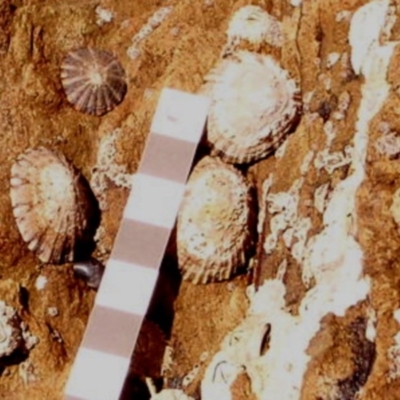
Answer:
[10,147,99,264]
[61,47,127,116]
[177,156,256,284]
[204,51,301,165]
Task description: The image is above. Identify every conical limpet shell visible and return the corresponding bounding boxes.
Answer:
[61,47,127,116]
[10,147,99,264]
[223,5,283,54]
[177,156,256,284]
[204,51,301,164]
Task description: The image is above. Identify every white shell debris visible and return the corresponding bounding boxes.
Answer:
[177,156,256,284]
[127,6,174,60]
[182,364,201,388]
[35,275,47,290]
[181,352,210,387]
[313,146,353,174]
[146,378,194,400]
[19,360,37,385]
[333,91,351,120]
[133,6,173,45]
[375,130,400,158]
[335,10,352,23]
[95,6,114,26]
[0,301,23,357]
[314,183,331,214]
[365,307,377,342]
[90,129,133,211]
[263,177,312,264]
[10,147,98,264]
[388,310,400,381]
[47,307,59,317]
[21,322,39,350]
[326,52,341,69]
[0,301,36,358]
[204,51,301,164]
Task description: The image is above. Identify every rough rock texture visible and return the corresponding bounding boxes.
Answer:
[2,0,400,399]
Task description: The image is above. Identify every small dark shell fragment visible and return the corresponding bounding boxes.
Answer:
[73,258,105,290]
[177,156,256,284]
[60,47,127,116]
[10,147,99,264]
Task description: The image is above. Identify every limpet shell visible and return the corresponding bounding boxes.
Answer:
[60,47,127,116]
[177,156,256,284]
[10,147,99,264]
[204,51,301,164]
[225,5,283,51]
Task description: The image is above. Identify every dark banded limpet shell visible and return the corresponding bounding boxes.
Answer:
[60,47,127,116]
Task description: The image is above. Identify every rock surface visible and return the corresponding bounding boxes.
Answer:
[1,0,400,399]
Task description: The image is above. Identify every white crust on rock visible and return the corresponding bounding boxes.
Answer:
[177,156,256,284]
[349,0,391,75]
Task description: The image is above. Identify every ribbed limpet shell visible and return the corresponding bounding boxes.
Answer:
[60,47,127,116]
[224,5,283,52]
[177,156,256,284]
[10,147,99,264]
[204,51,301,164]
